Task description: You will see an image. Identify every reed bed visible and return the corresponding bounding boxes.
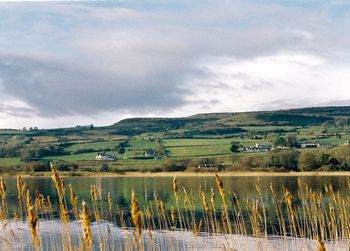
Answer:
[1,164,350,250]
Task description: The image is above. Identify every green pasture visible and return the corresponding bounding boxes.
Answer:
[0,157,22,166]
[65,141,121,151]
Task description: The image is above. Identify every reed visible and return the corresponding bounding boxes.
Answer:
[80,200,92,248]
[2,171,350,250]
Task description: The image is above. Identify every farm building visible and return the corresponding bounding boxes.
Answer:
[144,149,156,157]
[244,144,272,152]
[96,152,116,161]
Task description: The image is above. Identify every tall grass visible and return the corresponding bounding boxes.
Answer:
[2,165,350,250]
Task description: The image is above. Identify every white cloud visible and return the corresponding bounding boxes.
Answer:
[179,52,350,113]
[0,1,349,128]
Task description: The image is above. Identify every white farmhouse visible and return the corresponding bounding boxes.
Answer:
[96,152,116,161]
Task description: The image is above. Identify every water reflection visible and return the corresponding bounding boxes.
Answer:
[3,175,350,225]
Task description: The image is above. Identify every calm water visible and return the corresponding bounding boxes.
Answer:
[4,175,350,221]
[2,175,350,250]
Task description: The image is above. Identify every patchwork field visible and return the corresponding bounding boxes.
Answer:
[0,106,349,172]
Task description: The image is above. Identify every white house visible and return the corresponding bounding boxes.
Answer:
[96,152,116,161]
[244,144,272,152]
[144,149,156,158]
[300,143,318,148]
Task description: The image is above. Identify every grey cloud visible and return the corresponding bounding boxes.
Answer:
[0,103,36,118]
[0,53,197,117]
[0,1,349,123]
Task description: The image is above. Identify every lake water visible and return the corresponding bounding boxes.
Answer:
[2,175,350,250]
[3,175,350,220]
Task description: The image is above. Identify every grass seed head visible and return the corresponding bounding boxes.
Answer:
[80,200,92,247]
[131,190,142,237]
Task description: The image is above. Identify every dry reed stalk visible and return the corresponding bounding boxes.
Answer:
[182,187,192,230]
[215,174,226,207]
[170,206,176,227]
[17,176,24,200]
[108,192,113,219]
[221,205,228,233]
[131,190,142,237]
[28,205,38,246]
[270,183,286,239]
[0,177,7,218]
[284,189,296,231]
[173,177,178,202]
[172,177,184,231]
[215,173,232,235]
[90,185,98,202]
[80,200,92,248]
[69,184,77,207]
[201,191,210,212]
[317,239,326,251]
[35,192,46,211]
[26,189,31,210]
[210,187,216,209]
[248,199,264,237]
[46,195,52,209]
[50,163,69,223]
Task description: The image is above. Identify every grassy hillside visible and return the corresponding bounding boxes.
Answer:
[0,106,349,173]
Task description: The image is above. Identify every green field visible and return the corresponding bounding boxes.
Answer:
[65,140,121,151]
[0,157,22,166]
[0,106,349,172]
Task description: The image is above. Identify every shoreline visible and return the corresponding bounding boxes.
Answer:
[4,171,350,178]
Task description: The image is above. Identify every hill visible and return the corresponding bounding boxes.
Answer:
[110,106,345,136]
[0,106,349,173]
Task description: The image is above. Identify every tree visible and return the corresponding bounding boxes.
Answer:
[155,143,166,157]
[286,134,298,148]
[230,142,240,153]
[267,150,299,170]
[239,156,264,170]
[118,147,126,158]
[331,145,350,169]
[299,151,319,171]
[101,162,110,172]
[275,136,287,147]
[335,118,348,131]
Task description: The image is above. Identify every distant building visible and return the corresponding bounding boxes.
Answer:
[30,156,40,161]
[300,143,318,148]
[300,143,332,148]
[144,149,156,158]
[244,144,272,152]
[255,144,270,151]
[317,143,332,148]
[96,152,115,161]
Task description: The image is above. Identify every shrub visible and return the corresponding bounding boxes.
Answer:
[101,162,111,172]
[28,162,50,172]
[239,155,265,170]
[162,160,188,172]
[56,161,78,171]
[266,150,299,170]
[299,151,320,171]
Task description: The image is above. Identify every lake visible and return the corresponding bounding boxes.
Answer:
[1,174,350,250]
[4,175,350,216]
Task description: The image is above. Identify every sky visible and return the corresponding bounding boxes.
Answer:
[0,0,350,129]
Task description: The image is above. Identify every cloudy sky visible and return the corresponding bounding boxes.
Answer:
[1,0,350,128]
